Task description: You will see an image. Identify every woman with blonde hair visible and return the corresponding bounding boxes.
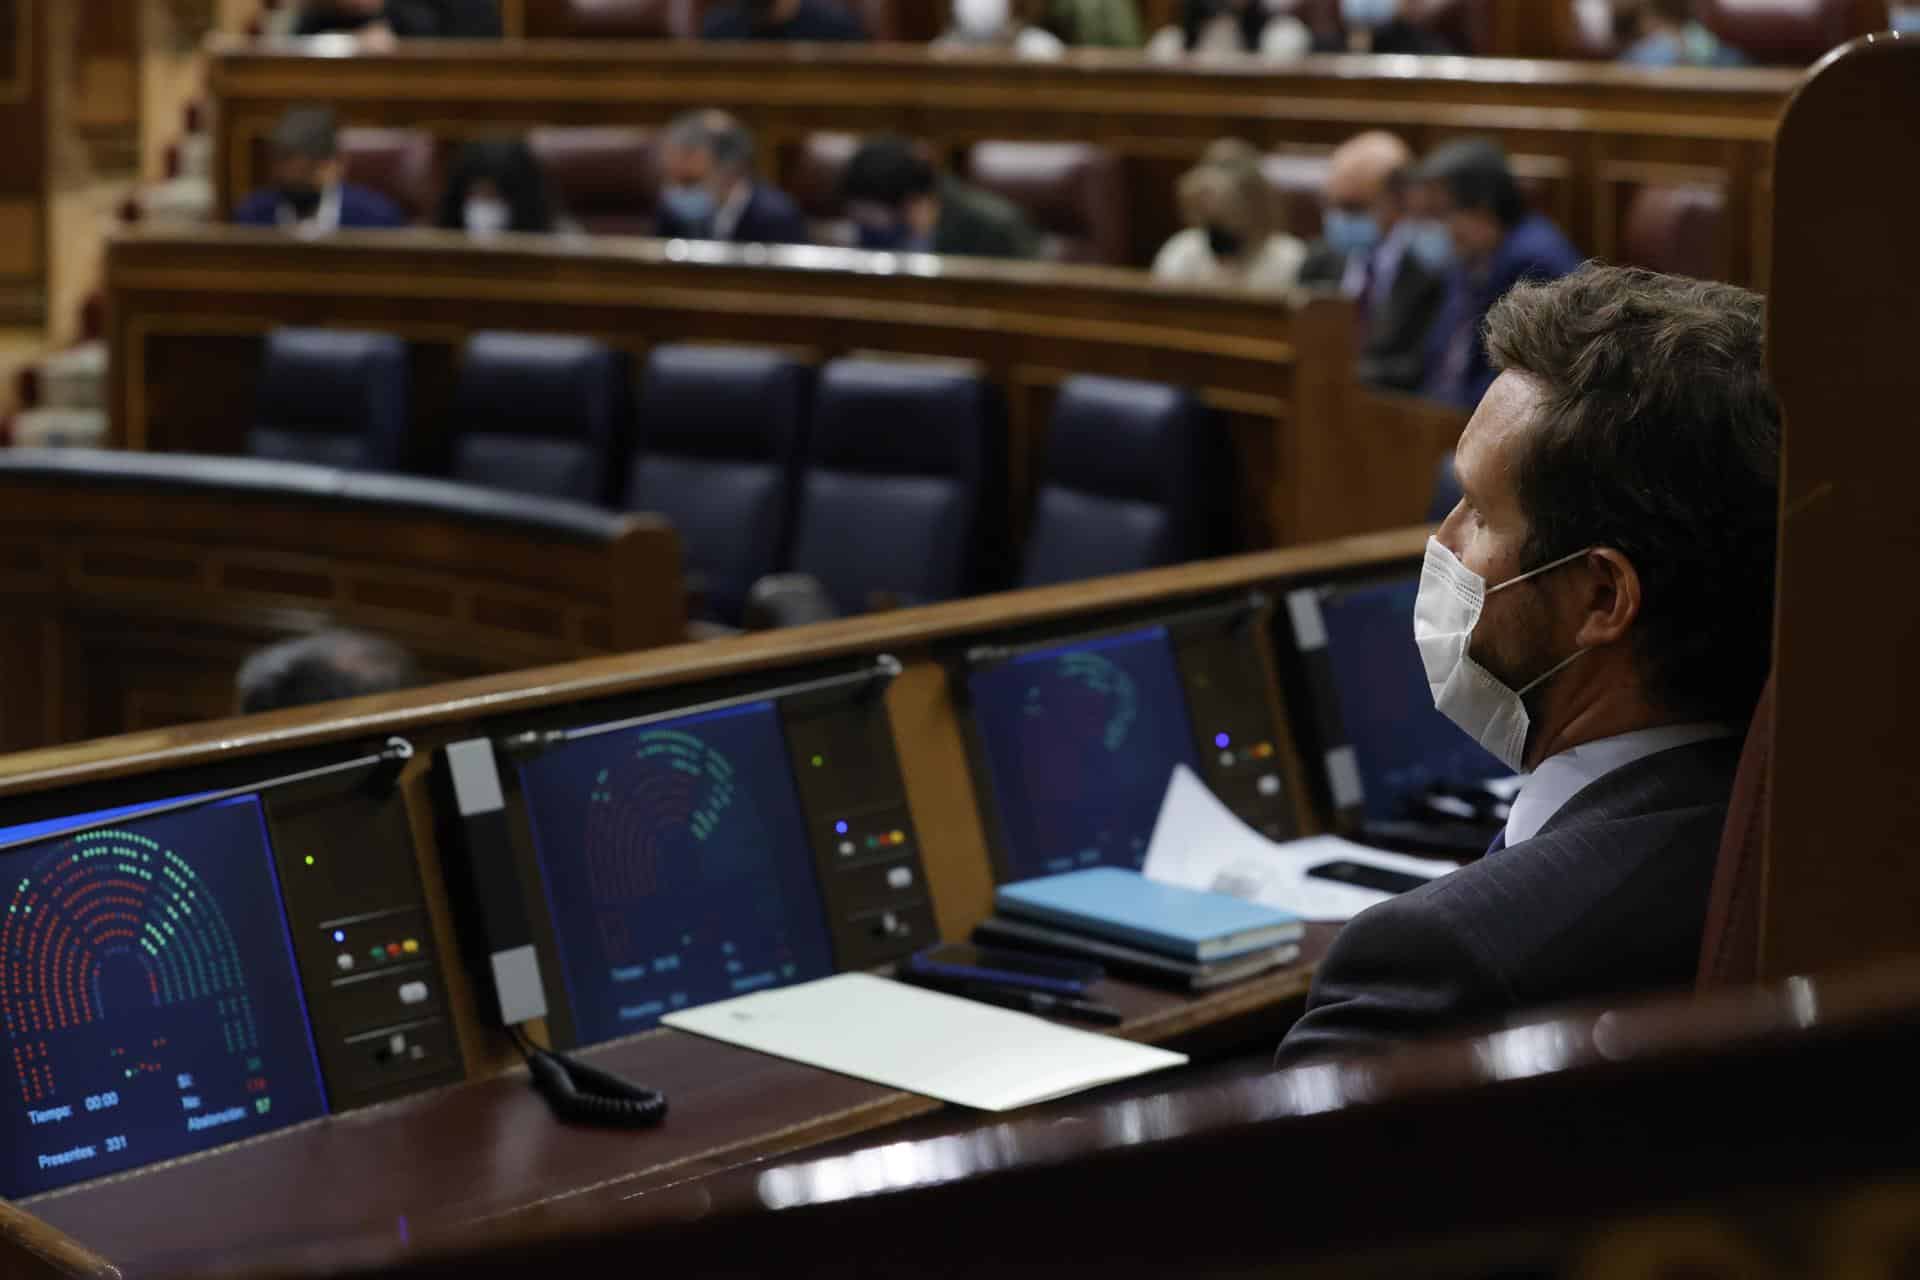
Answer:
[1151,139,1307,290]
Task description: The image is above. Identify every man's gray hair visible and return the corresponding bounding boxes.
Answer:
[663,109,755,176]
[271,104,340,161]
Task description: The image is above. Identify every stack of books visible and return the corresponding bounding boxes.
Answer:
[973,867,1303,993]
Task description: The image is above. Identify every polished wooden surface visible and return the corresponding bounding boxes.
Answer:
[104,227,1459,551]
[23,931,1330,1278]
[207,41,1797,286]
[1763,33,1919,978]
[202,959,1920,1280]
[0,458,685,752]
[0,0,49,325]
[0,1197,120,1280]
[0,531,1427,1276]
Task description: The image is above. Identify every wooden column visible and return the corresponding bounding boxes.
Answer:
[0,0,48,325]
[1762,32,1920,977]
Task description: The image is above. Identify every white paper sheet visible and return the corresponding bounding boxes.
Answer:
[1142,765,1458,921]
[661,972,1187,1112]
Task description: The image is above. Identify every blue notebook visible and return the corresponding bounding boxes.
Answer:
[995,868,1303,962]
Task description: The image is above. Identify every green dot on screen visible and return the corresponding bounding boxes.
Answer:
[810,755,825,768]
[303,855,315,866]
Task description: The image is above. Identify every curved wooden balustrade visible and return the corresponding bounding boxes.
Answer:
[187,958,1920,1280]
[0,449,684,752]
[106,227,1468,552]
[208,41,1798,287]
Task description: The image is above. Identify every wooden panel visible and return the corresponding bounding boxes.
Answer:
[1763,35,1920,979]
[205,42,1797,288]
[106,228,1453,557]
[0,467,686,749]
[0,0,46,324]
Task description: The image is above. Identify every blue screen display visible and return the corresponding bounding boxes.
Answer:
[515,701,836,1046]
[969,627,1199,882]
[1317,575,1505,819]
[0,796,328,1199]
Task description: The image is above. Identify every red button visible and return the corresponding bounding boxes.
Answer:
[385,943,402,958]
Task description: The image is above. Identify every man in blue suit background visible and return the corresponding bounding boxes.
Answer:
[654,110,811,247]
[233,106,408,234]
[1413,139,1583,409]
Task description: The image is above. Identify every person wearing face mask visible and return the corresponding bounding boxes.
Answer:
[935,0,1070,59]
[654,111,809,246]
[233,106,407,234]
[1615,0,1748,67]
[1299,131,1446,391]
[701,0,866,41]
[1276,264,1781,1067]
[1143,0,1309,60]
[1412,138,1582,409]
[1311,0,1458,54]
[839,137,1039,260]
[1151,139,1306,291]
[434,138,574,238]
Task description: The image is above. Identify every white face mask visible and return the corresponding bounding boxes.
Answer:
[953,0,1011,36]
[1413,537,1593,772]
[464,196,512,236]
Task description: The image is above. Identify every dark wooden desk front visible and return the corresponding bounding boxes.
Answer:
[0,530,1425,1276]
[23,933,1329,1276]
[207,42,1797,288]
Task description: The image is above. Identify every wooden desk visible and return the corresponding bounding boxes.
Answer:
[207,42,1798,287]
[0,530,1424,1275]
[106,227,1464,551]
[21,931,1330,1277]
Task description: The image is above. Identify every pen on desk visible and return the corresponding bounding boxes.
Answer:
[950,980,1124,1026]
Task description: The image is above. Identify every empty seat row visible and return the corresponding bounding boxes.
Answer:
[252,329,1220,624]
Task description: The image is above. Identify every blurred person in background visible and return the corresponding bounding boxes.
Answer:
[656,111,810,245]
[435,138,574,236]
[1311,0,1457,54]
[840,137,1039,259]
[1152,139,1307,290]
[1300,131,1447,390]
[1146,0,1310,59]
[295,0,502,46]
[237,630,424,715]
[1614,0,1748,67]
[701,0,868,41]
[1412,138,1582,408]
[233,106,407,233]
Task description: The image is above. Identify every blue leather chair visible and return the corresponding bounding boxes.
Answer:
[626,345,811,625]
[1428,451,1463,523]
[789,358,1006,615]
[1020,376,1215,588]
[250,328,409,470]
[448,333,631,504]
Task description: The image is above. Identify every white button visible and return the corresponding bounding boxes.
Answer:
[838,841,855,856]
[388,1033,406,1056]
[1258,774,1282,797]
[1219,751,1236,767]
[336,953,354,972]
[887,866,913,890]
[398,981,429,1006]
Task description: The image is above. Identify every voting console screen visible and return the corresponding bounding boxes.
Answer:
[515,700,837,1046]
[968,626,1201,882]
[1,796,328,1198]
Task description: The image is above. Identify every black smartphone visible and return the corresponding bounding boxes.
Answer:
[904,943,1104,996]
[1305,860,1432,895]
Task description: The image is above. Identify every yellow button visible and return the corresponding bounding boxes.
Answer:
[402,938,419,954]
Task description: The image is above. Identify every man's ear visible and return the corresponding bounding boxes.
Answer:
[1573,548,1641,649]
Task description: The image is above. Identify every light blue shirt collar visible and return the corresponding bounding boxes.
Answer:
[1503,722,1742,846]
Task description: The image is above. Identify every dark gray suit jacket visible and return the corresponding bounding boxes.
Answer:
[1299,236,1448,392]
[1275,738,1743,1066]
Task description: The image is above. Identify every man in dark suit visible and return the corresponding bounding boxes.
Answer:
[295,0,502,40]
[655,111,810,246]
[1300,131,1447,392]
[840,136,1039,260]
[1415,138,1583,409]
[701,0,867,40]
[1276,264,1781,1066]
[232,106,408,233]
